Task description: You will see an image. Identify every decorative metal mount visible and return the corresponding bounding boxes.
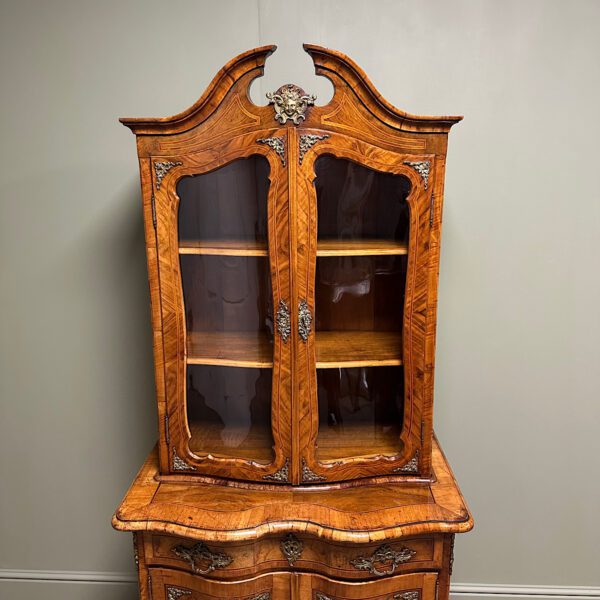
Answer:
[154,160,182,190]
[166,587,192,600]
[280,533,303,566]
[246,594,271,600]
[449,534,456,575]
[316,594,333,600]
[350,544,417,576]
[132,533,140,568]
[276,299,291,342]
[263,458,290,483]
[171,541,233,575]
[267,84,316,125]
[298,133,329,164]
[393,450,420,475]
[394,592,420,600]
[301,458,326,483]
[298,299,312,342]
[172,447,197,472]
[403,160,431,189]
[257,136,285,165]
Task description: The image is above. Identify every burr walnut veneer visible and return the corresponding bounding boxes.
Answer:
[114,44,472,600]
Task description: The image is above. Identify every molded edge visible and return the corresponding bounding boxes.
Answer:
[120,44,276,135]
[303,43,463,132]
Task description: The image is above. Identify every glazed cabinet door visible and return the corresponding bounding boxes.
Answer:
[152,133,292,481]
[149,568,289,600]
[294,130,434,483]
[297,571,438,600]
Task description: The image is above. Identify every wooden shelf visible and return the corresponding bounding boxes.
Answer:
[316,422,403,461]
[189,421,274,463]
[187,331,401,369]
[179,240,268,256]
[316,331,402,368]
[187,331,273,368]
[178,239,407,257]
[316,239,407,257]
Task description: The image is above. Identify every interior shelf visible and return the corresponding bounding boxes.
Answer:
[316,239,408,257]
[187,331,273,368]
[316,422,403,461]
[179,239,407,257]
[179,240,268,256]
[187,330,401,369]
[315,331,402,368]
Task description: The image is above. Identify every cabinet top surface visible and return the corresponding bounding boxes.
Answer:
[113,437,472,543]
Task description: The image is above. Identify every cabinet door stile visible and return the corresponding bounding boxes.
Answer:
[154,136,293,482]
[295,132,433,483]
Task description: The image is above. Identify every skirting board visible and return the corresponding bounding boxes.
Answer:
[0,570,599,600]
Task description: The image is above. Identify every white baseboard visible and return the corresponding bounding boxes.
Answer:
[452,584,600,599]
[0,570,598,600]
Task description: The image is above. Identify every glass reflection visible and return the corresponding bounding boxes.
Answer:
[316,366,404,461]
[187,365,273,463]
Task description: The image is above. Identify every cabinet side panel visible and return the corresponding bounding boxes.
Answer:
[422,153,449,476]
[138,154,169,473]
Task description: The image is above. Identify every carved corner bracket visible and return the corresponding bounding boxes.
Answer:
[393,450,420,474]
[263,458,290,483]
[280,533,303,566]
[394,592,420,600]
[301,458,326,483]
[257,136,285,165]
[298,133,329,164]
[266,84,316,125]
[403,160,431,189]
[172,447,197,472]
[166,587,192,600]
[154,160,182,190]
[171,541,233,575]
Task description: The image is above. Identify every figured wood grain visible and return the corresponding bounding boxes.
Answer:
[315,331,402,368]
[119,43,469,600]
[298,571,438,600]
[121,44,461,485]
[113,437,472,544]
[145,533,441,581]
[187,331,273,368]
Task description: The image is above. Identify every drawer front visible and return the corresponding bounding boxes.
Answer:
[145,534,441,580]
[149,568,287,600]
[303,571,438,600]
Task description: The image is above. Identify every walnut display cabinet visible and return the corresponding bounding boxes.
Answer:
[113,44,473,600]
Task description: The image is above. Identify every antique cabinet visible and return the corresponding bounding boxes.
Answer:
[113,44,473,600]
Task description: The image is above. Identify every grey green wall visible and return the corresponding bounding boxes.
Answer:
[1,1,599,598]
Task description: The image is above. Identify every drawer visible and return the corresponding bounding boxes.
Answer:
[149,567,287,600]
[302,571,438,600]
[144,533,442,580]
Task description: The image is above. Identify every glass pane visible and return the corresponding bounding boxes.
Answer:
[178,156,269,244]
[316,366,404,461]
[177,156,274,464]
[314,156,410,460]
[187,365,273,462]
[315,155,410,243]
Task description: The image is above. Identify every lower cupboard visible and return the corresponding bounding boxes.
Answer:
[148,568,438,600]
